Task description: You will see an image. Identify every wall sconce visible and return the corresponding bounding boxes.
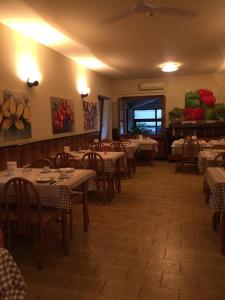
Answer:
[80,87,90,99]
[27,78,39,88]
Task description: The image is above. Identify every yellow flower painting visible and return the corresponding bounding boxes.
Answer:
[0,90,32,141]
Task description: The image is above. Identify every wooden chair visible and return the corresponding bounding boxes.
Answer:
[66,158,89,237]
[177,138,200,172]
[1,177,65,269]
[82,152,110,203]
[219,158,225,168]
[101,138,113,143]
[54,152,74,168]
[120,138,131,144]
[214,152,225,164]
[31,157,55,168]
[0,228,4,247]
[90,142,105,152]
[110,141,131,178]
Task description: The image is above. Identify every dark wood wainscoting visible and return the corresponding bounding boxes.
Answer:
[0,132,99,169]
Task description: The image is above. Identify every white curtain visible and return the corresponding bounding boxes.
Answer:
[101,99,112,139]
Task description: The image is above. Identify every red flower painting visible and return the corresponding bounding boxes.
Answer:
[51,97,74,134]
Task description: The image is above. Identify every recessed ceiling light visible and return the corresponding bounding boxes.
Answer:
[160,62,180,72]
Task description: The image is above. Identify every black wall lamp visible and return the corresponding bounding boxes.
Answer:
[80,87,90,99]
[27,78,39,88]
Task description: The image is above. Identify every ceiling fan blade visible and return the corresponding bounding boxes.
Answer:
[152,6,197,17]
[102,9,133,24]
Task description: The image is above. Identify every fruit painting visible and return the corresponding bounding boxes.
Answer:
[51,97,74,134]
[83,100,98,130]
[185,89,218,121]
[0,90,31,141]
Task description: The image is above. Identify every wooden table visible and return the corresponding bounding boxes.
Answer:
[129,138,158,165]
[0,247,26,299]
[204,167,225,255]
[0,168,95,255]
[198,149,225,174]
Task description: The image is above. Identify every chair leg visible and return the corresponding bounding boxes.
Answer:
[212,212,218,231]
[69,210,73,239]
[38,229,43,270]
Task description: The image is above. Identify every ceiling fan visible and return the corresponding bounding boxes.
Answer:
[102,0,197,24]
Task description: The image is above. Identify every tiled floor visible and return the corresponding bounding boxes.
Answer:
[12,161,225,299]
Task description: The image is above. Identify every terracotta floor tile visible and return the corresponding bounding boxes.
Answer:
[139,286,179,300]
[165,249,197,263]
[181,261,225,279]
[147,258,180,274]
[126,268,162,286]
[136,246,166,259]
[161,273,198,291]
[179,290,225,300]
[101,279,140,300]
[11,162,225,299]
[116,254,148,268]
[153,238,181,249]
[94,265,129,281]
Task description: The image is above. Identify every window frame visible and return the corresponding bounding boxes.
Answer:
[118,95,166,137]
[133,108,163,135]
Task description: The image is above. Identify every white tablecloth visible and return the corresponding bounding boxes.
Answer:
[198,149,225,174]
[129,138,158,152]
[171,139,209,156]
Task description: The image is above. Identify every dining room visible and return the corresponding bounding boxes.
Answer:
[2,1,225,300]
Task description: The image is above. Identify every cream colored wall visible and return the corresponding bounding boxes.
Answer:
[112,73,225,127]
[0,23,112,146]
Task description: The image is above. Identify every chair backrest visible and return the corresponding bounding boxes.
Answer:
[101,138,113,143]
[82,152,105,174]
[214,152,225,162]
[54,152,74,168]
[66,158,84,169]
[219,159,225,168]
[182,138,200,159]
[31,158,55,168]
[120,138,131,144]
[90,142,105,151]
[2,177,42,238]
[110,141,125,152]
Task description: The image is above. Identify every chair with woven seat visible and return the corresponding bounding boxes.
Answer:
[1,177,65,269]
[54,152,74,168]
[177,138,200,172]
[82,152,110,203]
[65,158,89,237]
[31,157,55,168]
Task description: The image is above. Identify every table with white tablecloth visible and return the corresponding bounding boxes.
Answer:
[208,139,225,148]
[171,139,209,156]
[198,149,225,174]
[129,138,158,164]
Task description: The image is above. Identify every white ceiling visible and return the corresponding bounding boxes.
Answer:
[1,0,225,79]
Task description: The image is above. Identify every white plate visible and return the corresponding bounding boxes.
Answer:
[36,176,51,182]
[59,168,74,173]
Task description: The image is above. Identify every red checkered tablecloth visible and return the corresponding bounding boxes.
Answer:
[0,248,26,300]
[0,169,95,210]
[204,167,225,211]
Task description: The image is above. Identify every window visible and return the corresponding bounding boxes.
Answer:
[133,109,163,134]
